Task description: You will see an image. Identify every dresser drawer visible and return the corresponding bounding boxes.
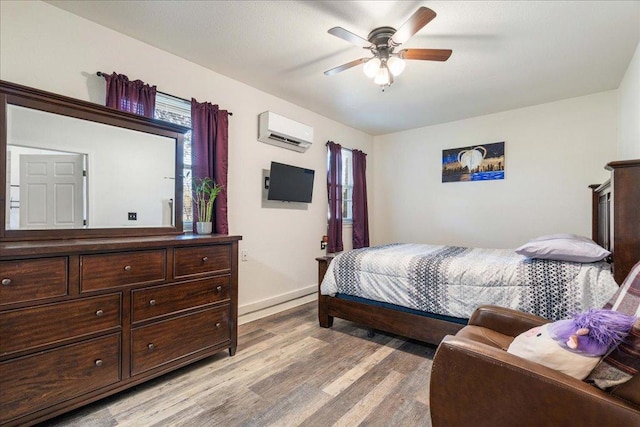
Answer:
[0,257,68,306]
[81,250,166,292]
[131,306,229,375]
[0,333,120,425]
[174,245,231,279]
[132,276,230,324]
[0,294,121,357]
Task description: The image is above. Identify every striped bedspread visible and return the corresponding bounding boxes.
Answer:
[320,244,619,321]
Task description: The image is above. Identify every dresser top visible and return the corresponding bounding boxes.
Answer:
[0,234,242,258]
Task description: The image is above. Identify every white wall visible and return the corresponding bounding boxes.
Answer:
[372,92,617,249]
[0,1,374,321]
[617,41,640,160]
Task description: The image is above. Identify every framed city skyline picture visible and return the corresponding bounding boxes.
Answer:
[442,141,505,183]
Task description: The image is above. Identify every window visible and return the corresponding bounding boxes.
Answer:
[154,93,192,230]
[341,148,353,222]
[327,147,353,223]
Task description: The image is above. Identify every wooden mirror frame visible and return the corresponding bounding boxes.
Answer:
[0,80,188,241]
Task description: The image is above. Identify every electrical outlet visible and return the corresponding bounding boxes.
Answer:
[241,249,248,262]
[128,212,137,221]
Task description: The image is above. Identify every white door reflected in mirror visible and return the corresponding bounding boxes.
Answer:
[20,153,85,229]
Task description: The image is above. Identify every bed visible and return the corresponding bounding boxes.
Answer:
[317,160,640,345]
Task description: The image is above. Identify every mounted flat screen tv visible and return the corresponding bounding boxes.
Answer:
[268,161,315,203]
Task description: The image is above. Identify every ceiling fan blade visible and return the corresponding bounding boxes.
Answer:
[398,48,452,61]
[328,27,372,48]
[324,58,368,76]
[390,7,437,46]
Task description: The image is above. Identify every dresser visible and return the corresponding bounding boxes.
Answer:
[0,234,241,426]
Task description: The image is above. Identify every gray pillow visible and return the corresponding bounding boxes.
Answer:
[515,234,610,263]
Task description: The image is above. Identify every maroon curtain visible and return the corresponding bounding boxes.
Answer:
[327,141,343,253]
[352,149,369,249]
[102,72,156,118]
[191,98,229,234]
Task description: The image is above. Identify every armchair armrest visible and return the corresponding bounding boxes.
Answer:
[468,305,550,337]
[430,336,640,427]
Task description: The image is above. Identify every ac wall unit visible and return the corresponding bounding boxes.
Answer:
[258,111,313,153]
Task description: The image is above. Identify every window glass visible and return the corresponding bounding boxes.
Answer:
[341,148,353,222]
[327,147,353,223]
[154,93,192,229]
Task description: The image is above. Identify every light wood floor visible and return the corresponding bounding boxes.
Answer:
[41,302,437,427]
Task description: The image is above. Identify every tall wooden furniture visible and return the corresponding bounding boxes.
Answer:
[590,159,640,284]
[0,235,240,426]
[0,81,241,426]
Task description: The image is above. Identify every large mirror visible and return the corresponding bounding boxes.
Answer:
[1,80,187,240]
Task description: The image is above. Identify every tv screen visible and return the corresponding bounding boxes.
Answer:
[268,161,315,203]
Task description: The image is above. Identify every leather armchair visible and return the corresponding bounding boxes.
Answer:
[430,305,640,427]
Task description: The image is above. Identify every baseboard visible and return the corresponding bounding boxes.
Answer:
[238,285,316,325]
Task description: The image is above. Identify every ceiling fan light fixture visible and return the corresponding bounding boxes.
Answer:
[324,7,451,90]
[387,56,406,76]
[363,57,381,78]
[374,64,390,86]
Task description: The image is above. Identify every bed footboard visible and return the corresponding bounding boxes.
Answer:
[320,293,464,345]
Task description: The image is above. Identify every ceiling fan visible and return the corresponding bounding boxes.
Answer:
[324,7,452,88]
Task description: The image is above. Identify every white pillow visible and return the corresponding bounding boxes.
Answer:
[515,234,610,263]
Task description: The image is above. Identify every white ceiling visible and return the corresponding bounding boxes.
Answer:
[46,1,640,136]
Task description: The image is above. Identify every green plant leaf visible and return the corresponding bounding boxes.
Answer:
[193,177,223,222]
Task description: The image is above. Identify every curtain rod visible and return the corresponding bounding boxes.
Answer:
[96,72,233,116]
[325,141,352,152]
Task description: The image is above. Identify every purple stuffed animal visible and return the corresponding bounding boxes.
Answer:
[548,309,636,356]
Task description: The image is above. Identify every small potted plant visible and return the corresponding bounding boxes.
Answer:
[194,177,222,234]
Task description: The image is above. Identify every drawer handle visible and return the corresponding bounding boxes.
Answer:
[215,322,222,328]
[1,278,11,286]
[202,256,209,263]
[95,309,104,317]
[216,286,222,292]
[124,265,132,272]
[149,299,156,306]
[148,343,155,350]
[95,359,103,367]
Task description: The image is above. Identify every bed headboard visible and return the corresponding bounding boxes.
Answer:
[590,159,640,284]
